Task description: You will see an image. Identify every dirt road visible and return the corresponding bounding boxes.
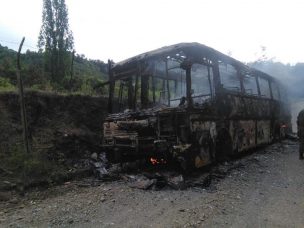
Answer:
[1,140,304,227]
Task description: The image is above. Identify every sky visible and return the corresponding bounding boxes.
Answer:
[0,0,303,64]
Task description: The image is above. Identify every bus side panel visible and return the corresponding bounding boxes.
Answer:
[224,95,273,153]
[257,120,271,145]
[230,120,256,153]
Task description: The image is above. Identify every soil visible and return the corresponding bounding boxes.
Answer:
[1,140,303,227]
[0,91,108,188]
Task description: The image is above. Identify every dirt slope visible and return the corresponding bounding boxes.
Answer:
[0,140,303,227]
[0,91,108,187]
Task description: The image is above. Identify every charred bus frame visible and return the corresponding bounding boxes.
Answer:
[103,43,291,169]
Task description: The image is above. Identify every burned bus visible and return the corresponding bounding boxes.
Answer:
[102,43,291,170]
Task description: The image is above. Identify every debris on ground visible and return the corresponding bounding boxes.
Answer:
[129,177,156,190]
[286,133,298,141]
[167,175,186,190]
[90,153,109,178]
[1,141,303,228]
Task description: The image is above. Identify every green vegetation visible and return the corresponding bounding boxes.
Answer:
[0,77,15,91]
[0,44,108,95]
[0,144,60,185]
[0,0,109,96]
[38,0,74,85]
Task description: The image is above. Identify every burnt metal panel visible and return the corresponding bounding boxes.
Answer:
[102,42,291,169]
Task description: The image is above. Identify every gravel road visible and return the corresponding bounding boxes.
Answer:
[1,140,303,228]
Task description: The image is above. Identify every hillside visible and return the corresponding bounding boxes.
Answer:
[0,44,109,95]
[0,91,108,189]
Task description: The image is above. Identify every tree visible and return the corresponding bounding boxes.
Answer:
[38,0,74,85]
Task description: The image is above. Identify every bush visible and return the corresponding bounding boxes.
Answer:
[31,81,53,91]
[0,77,15,91]
[23,157,53,179]
[1,145,57,182]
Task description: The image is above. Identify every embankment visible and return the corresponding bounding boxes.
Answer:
[0,91,108,189]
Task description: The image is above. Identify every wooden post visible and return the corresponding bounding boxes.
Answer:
[16,37,30,154]
[69,50,75,92]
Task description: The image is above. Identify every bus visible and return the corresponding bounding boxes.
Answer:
[102,43,291,170]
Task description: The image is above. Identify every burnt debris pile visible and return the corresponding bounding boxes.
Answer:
[89,151,250,191]
[88,139,296,192]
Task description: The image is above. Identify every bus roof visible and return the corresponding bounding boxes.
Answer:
[110,42,278,83]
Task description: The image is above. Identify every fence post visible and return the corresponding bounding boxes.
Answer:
[16,37,30,154]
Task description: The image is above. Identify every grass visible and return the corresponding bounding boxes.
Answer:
[0,144,64,187]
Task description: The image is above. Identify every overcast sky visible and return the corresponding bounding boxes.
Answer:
[0,0,303,64]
